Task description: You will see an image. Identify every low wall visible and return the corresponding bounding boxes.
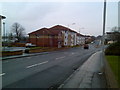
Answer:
[25,49,46,53]
[24,47,69,54]
[2,50,23,57]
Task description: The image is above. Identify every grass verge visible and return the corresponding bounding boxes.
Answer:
[106,55,120,87]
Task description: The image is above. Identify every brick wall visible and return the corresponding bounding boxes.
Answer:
[29,35,59,47]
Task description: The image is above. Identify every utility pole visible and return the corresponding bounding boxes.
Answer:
[0,15,6,90]
[98,0,106,75]
[3,22,5,50]
[102,0,106,52]
[0,15,6,51]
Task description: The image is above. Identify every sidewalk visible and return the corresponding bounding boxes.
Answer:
[59,51,107,88]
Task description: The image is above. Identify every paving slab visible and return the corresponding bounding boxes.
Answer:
[60,51,107,88]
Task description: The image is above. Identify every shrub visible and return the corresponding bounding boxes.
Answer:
[105,42,120,56]
[29,47,42,50]
[2,50,23,57]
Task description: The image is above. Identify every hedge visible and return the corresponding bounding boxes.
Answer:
[105,42,120,56]
[2,50,23,57]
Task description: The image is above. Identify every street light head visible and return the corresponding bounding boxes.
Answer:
[0,15,6,19]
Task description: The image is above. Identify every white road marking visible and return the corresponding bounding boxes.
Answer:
[26,57,31,59]
[56,56,65,60]
[71,53,75,55]
[0,73,5,76]
[26,61,48,68]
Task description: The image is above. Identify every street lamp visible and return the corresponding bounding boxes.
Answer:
[0,15,6,34]
[79,27,84,33]
[0,15,6,90]
[98,0,106,75]
[0,15,6,51]
[67,23,76,28]
[3,22,5,50]
[102,0,106,52]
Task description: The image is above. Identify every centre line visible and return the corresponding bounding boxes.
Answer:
[0,73,5,76]
[26,61,48,69]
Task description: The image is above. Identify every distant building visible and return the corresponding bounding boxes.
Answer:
[105,32,113,41]
[105,32,118,42]
[76,33,85,45]
[105,32,120,44]
[84,35,93,44]
[28,25,86,48]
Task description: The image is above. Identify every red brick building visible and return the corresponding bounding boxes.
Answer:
[28,25,86,47]
[28,25,69,47]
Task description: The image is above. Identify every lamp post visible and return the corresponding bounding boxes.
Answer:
[0,15,6,90]
[0,15,6,51]
[102,0,106,52]
[79,27,84,34]
[0,15,6,37]
[67,23,76,28]
[98,0,106,75]
[3,22,5,50]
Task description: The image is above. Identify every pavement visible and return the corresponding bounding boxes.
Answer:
[59,51,107,88]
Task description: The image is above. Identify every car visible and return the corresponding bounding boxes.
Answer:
[84,44,89,49]
[91,42,94,44]
[25,43,36,48]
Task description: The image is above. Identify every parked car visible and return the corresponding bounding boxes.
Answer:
[25,43,36,48]
[84,44,89,49]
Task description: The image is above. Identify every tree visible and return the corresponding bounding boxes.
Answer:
[11,22,26,42]
[112,26,120,32]
[8,33,13,40]
[111,26,120,42]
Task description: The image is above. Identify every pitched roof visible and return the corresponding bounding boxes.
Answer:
[28,25,78,35]
[49,25,77,33]
[49,25,70,31]
[28,28,51,35]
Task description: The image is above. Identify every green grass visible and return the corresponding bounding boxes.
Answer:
[106,55,120,86]
[29,47,43,49]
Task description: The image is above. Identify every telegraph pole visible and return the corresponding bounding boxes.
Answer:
[98,0,106,75]
[0,15,6,51]
[102,0,106,52]
[0,15,6,90]
[3,22,5,50]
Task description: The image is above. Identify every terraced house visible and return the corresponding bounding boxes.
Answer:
[77,33,85,45]
[28,25,85,48]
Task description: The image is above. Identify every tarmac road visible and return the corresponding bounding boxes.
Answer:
[2,44,102,88]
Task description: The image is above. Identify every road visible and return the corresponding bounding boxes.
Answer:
[2,43,102,88]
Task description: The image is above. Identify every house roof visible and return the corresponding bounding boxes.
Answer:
[28,28,51,35]
[28,25,78,36]
[50,25,78,33]
[49,25,70,31]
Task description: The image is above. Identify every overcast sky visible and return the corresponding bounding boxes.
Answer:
[1,0,118,36]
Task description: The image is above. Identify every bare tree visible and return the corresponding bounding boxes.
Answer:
[11,22,25,42]
[111,26,120,42]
